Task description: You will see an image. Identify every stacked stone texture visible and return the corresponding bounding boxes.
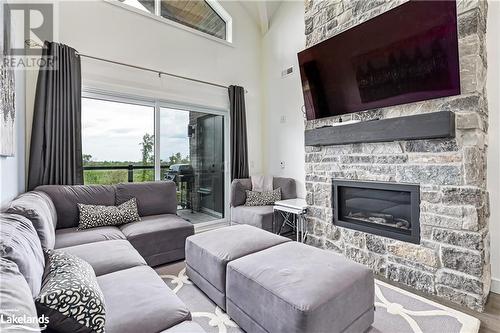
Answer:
[303,0,490,311]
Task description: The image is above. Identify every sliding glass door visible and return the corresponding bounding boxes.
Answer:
[159,107,225,224]
[81,92,229,226]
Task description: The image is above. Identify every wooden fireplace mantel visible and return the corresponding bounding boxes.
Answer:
[304,111,455,147]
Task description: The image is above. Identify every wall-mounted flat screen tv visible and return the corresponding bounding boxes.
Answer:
[298,0,460,121]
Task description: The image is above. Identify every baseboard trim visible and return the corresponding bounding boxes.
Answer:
[491,277,500,294]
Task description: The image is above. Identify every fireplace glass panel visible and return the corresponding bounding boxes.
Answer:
[338,186,412,234]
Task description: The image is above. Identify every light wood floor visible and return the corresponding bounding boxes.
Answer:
[467,292,500,333]
[379,277,500,333]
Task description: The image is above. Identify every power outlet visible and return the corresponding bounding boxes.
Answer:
[280,115,286,123]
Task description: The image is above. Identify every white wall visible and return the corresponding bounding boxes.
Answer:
[487,0,500,294]
[261,1,306,197]
[26,0,265,175]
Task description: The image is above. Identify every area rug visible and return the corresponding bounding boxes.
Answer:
[156,262,480,333]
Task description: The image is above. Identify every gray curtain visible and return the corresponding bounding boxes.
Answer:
[229,85,249,180]
[28,42,83,190]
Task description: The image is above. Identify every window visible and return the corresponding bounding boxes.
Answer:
[81,93,229,226]
[160,1,226,40]
[82,98,155,185]
[117,0,231,42]
[119,0,154,13]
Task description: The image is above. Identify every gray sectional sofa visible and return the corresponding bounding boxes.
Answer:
[230,177,297,231]
[1,181,205,333]
[37,182,193,266]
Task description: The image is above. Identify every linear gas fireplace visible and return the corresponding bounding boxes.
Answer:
[333,180,420,244]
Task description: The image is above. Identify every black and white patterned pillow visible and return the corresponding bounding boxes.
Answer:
[35,250,106,333]
[78,198,140,230]
[245,188,281,206]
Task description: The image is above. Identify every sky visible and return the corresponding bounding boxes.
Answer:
[82,98,190,162]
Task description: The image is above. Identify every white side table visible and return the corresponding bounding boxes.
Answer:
[273,199,308,243]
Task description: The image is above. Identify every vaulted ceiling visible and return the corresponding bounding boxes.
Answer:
[239,1,283,34]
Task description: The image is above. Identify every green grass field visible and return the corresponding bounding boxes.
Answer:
[83,150,189,185]
[83,161,163,185]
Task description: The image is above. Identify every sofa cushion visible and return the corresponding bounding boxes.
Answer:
[226,242,374,333]
[115,181,177,217]
[230,178,252,207]
[5,191,57,250]
[78,198,140,230]
[36,185,116,229]
[36,250,106,333]
[55,226,126,249]
[120,214,194,266]
[0,213,44,297]
[185,225,290,309]
[97,266,190,333]
[230,205,274,231]
[0,258,42,332]
[273,177,296,199]
[61,240,147,276]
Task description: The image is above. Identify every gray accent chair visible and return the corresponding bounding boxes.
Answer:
[2,182,206,333]
[230,177,297,232]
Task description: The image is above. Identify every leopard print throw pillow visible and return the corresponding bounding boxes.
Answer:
[78,198,140,230]
[244,188,281,206]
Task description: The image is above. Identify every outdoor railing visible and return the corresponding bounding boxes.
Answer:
[83,165,170,182]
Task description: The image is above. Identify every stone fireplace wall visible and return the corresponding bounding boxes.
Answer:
[303,0,490,311]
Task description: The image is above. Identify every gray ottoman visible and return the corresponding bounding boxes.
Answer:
[185,225,290,310]
[226,242,374,333]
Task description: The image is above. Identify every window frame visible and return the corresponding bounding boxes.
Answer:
[82,88,231,229]
[106,0,233,44]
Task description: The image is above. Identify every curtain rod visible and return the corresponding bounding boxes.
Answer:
[77,53,247,92]
[26,39,246,93]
